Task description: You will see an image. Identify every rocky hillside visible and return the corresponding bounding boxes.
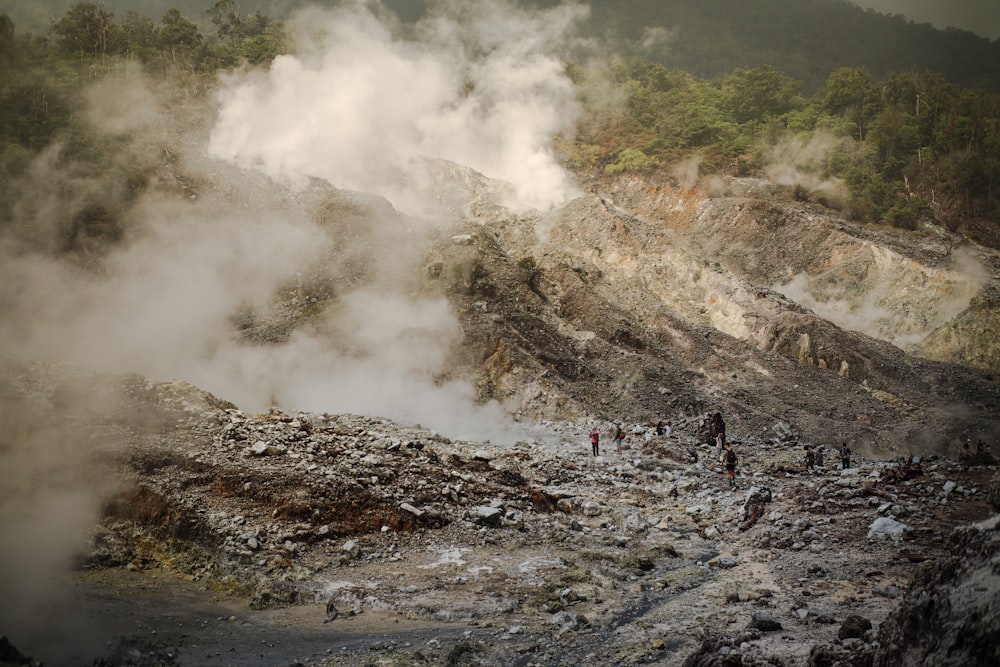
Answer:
[414,167,999,459]
[2,132,999,667]
[38,151,988,456]
[203,162,998,460]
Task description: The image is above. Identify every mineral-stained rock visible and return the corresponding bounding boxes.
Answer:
[740,486,772,530]
[873,515,1000,667]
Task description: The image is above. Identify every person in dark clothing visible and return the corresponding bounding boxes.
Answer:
[840,443,851,470]
[708,412,726,446]
[614,424,626,455]
[590,427,600,457]
[722,442,738,488]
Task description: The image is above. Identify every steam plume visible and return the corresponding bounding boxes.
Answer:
[0,0,591,446]
[208,0,586,216]
[0,3,592,652]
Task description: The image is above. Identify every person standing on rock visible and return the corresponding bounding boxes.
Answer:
[805,446,815,471]
[614,423,626,455]
[722,442,739,488]
[590,426,600,457]
[840,443,851,470]
[814,446,825,470]
[708,412,726,446]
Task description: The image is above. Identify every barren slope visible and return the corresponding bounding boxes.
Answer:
[418,168,999,459]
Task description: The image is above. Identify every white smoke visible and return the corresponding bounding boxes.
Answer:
[763,130,851,207]
[775,244,987,351]
[0,1,594,446]
[208,0,586,216]
[670,155,702,190]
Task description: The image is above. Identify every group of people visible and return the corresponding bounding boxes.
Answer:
[803,444,851,470]
[588,412,856,490]
[961,438,994,460]
[589,419,676,457]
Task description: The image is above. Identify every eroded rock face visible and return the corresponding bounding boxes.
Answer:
[873,515,1000,667]
[438,173,999,457]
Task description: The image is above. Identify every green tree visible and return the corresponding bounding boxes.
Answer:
[119,11,156,62]
[823,67,879,140]
[158,8,201,65]
[0,13,14,63]
[204,1,284,66]
[206,0,243,44]
[723,66,802,122]
[158,9,200,49]
[868,106,919,177]
[236,12,285,64]
[52,2,117,61]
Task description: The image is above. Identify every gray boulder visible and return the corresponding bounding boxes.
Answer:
[874,515,1000,667]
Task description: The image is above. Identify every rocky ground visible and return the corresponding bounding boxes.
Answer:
[1,362,996,666]
[2,151,999,667]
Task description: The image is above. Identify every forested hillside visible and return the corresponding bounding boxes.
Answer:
[8,0,999,92]
[1,0,998,258]
[583,0,1000,93]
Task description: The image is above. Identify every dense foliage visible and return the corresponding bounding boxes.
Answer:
[583,0,1000,94]
[13,1,998,94]
[0,1,997,257]
[0,2,287,254]
[570,59,1000,228]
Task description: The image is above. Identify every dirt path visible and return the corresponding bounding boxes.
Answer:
[9,568,487,667]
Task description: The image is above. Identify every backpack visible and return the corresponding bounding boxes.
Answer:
[725,449,737,465]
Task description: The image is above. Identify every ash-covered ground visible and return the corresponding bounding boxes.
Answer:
[1,362,996,666]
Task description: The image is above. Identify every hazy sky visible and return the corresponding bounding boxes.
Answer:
[854,0,1000,39]
[2,1,998,39]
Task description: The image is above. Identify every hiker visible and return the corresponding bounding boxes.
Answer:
[708,412,726,446]
[814,446,825,469]
[715,433,725,461]
[722,442,738,488]
[805,446,815,471]
[664,421,675,437]
[590,427,600,457]
[840,443,851,470]
[656,421,666,436]
[614,423,626,455]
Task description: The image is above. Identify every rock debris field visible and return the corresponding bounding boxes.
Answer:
[2,369,996,666]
